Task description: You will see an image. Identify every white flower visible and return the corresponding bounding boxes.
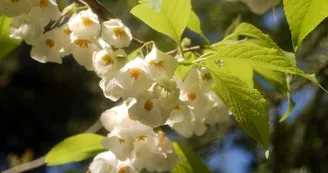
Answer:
[71,37,99,70]
[89,151,118,173]
[128,92,170,127]
[100,57,154,100]
[30,29,62,64]
[101,19,132,48]
[28,0,61,27]
[0,0,34,17]
[132,132,177,172]
[93,49,127,78]
[166,104,195,137]
[145,46,178,86]
[68,9,100,40]
[89,151,138,173]
[10,14,44,45]
[58,24,72,57]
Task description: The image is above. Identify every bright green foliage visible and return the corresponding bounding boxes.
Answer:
[138,0,162,12]
[131,0,191,43]
[216,61,254,87]
[284,0,328,48]
[45,133,106,166]
[233,22,280,49]
[187,11,210,44]
[209,43,325,92]
[172,143,210,173]
[174,52,196,80]
[210,71,269,148]
[0,15,21,61]
[255,67,288,95]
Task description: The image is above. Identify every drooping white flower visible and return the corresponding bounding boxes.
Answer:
[71,37,99,70]
[30,29,62,64]
[89,151,138,173]
[93,49,127,78]
[89,151,118,173]
[10,14,44,45]
[28,0,61,27]
[145,46,178,86]
[101,19,132,48]
[68,9,100,40]
[0,0,34,17]
[100,57,154,100]
[58,24,72,57]
[132,131,177,172]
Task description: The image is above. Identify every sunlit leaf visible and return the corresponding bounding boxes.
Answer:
[0,15,22,61]
[174,51,196,80]
[172,143,210,173]
[187,11,209,44]
[283,0,328,48]
[45,133,105,166]
[210,71,269,148]
[131,0,191,43]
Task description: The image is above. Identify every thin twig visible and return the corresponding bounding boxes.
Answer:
[1,121,103,173]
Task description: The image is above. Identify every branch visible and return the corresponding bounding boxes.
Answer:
[1,121,103,173]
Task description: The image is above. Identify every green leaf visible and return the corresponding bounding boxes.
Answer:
[174,52,196,80]
[210,71,269,148]
[233,22,279,49]
[187,11,209,44]
[283,0,328,48]
[217,61,254,87]
[0,15,22,61]
[255,67,288,95]
[138,0,162,12]
[209,43,327,92]
[172,143,210,173]
[45,133,106,166]
[131,0,191,43]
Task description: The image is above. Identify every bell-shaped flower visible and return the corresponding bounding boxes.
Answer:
[128,92,170,127]
[145,46,178,86]
[102,130,135,160]
[0,0,34,17]
[71,36,99,70]
[30,29,62,64]
[58,24,72,57]
[93,49,127,78]
[101,57,154,100]
[89,151,137,173]
[101,19,132,48]
[132,132,177,172]
[89,151,118,173]
[10,14,44,45]
[68,9,100,40]
[203,92,230,126]
[166,103,195,137]
[28,0,61,27]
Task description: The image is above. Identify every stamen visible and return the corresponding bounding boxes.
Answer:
[74,39,91,48]
[39,0,48,8]
[101,53,114,66]
[82,17,94,27]
[137,135,147,141]
[119,138,125,144]
[174,105,180,110]
[119,167,127,173]
[63,27,72,35]
[143,100,153,112]
[45,39,55,48]
[187,92,197,101]
[128,68,141,80]
[149,60,165,68]
[113,27,126,39]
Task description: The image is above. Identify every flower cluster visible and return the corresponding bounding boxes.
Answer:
[89,102,177,172]
[2,1,230,172]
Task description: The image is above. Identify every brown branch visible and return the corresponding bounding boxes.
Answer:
[1,121,103,173]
